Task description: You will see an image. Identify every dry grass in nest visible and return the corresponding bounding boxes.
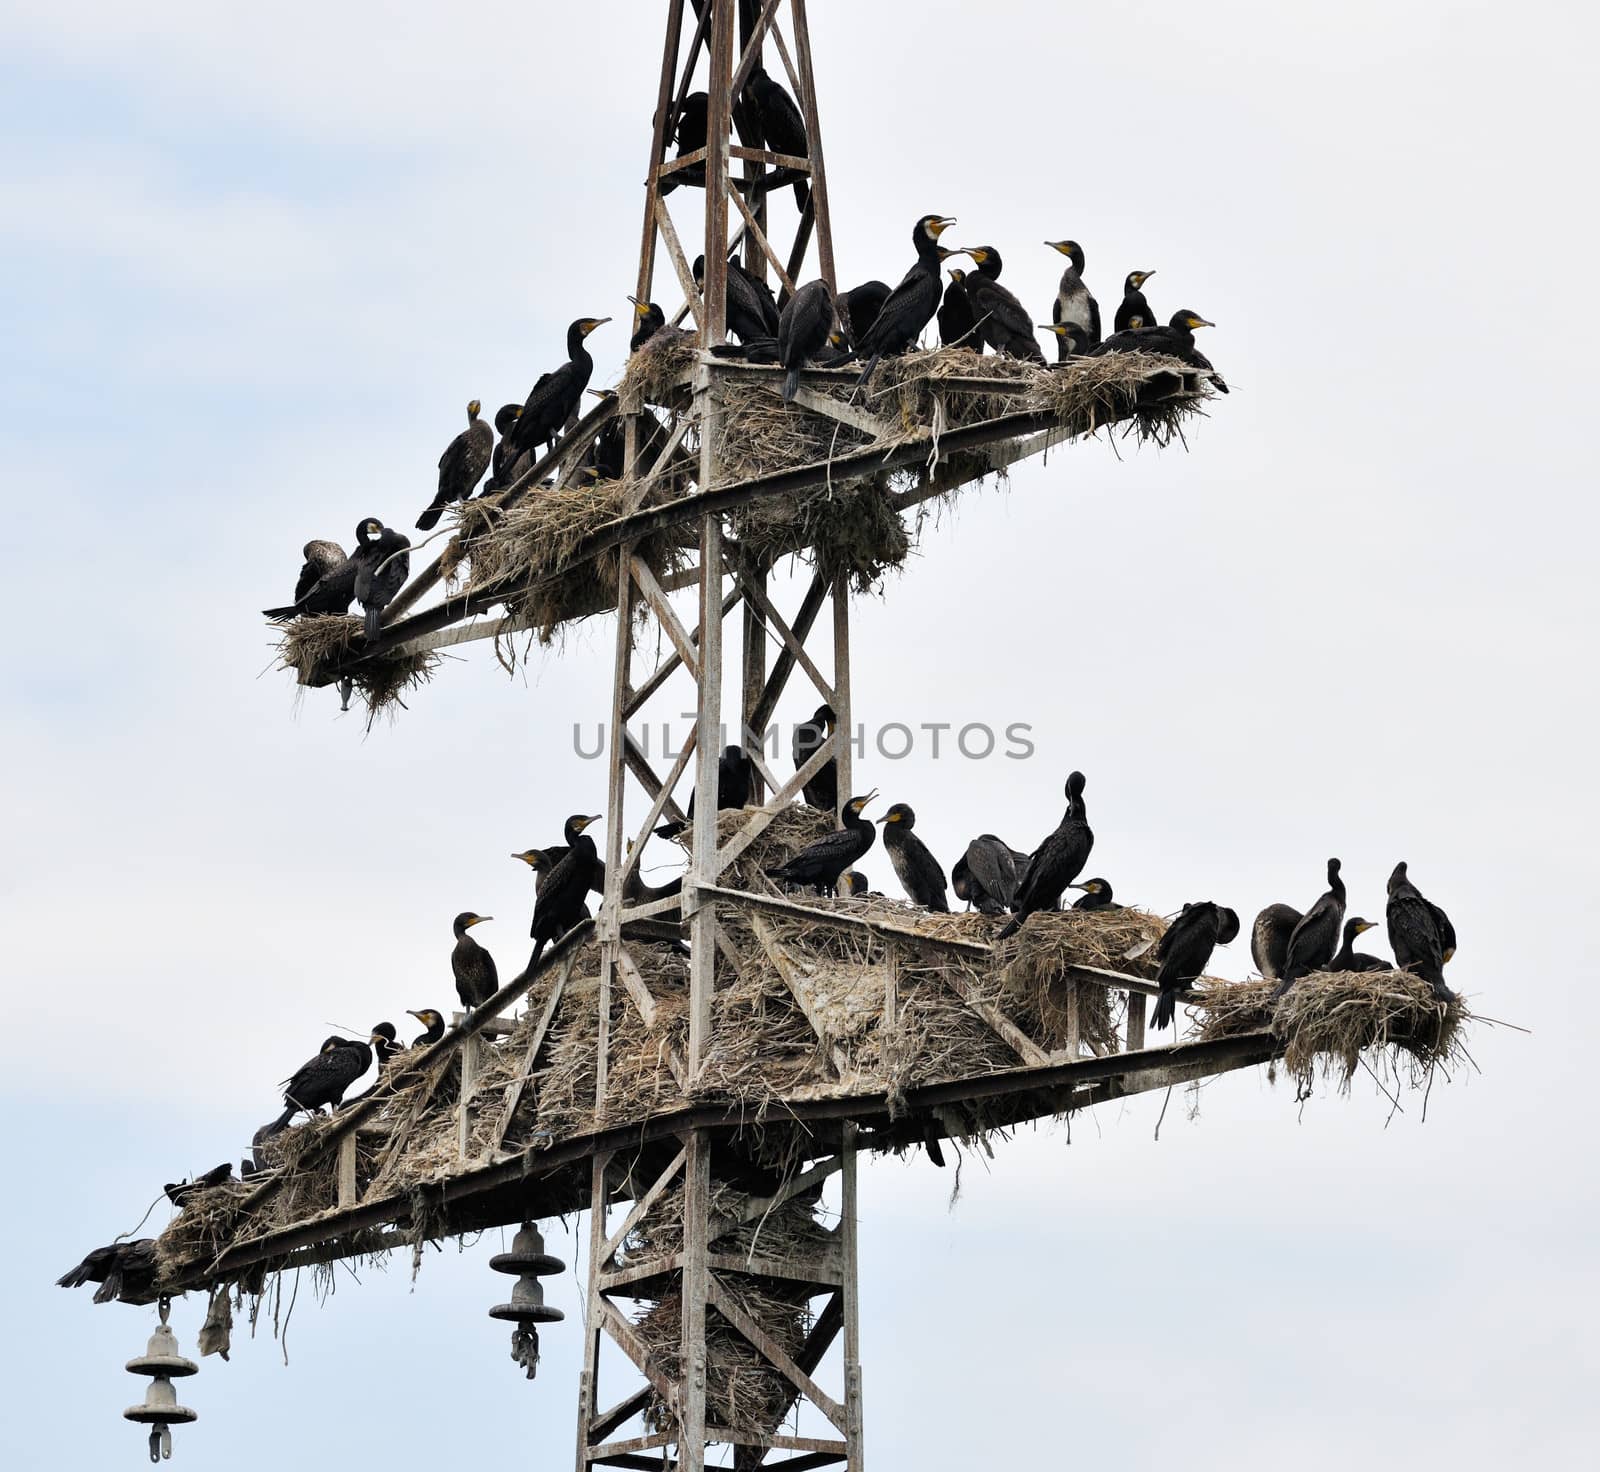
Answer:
[621,331,699,409]
[453,477,691,643]
[1025,350,1214,448]
[712,377,882,484]
[1273,969,1469,1095]
[735,470,910,594]
[873,346,1039,430]
[989,907,1169,1055]
[1193,969,1471,1096]
[274,615,440,726]
[154,1185,253,1280]
[626,1183,826,1436]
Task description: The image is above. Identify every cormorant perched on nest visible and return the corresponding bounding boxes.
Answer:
[629,296,670,351]
[416,400,494,531]
[407,1008,446,1046]
[740,64,810,207]
[1274,858,1346,997]
[1386,862,1457,1001]
[347,1021,401,1104]
[880,803,949,911]
[793,703,838,813]
[953,834,1027,915]
[694,253,781,343]
[1329,917,1388,973]
[656,746,757,839]
[531,814,602,965]
[263,530,362,620]
[766,792,878,896]
[58,1239,158,1304]
[164,1162,235,1207]
[837,280,890,348]
[778,278,835,403]
[1152,902,1239,1030]
[506,317,611,462]
[957,246,1044,362]
[660,91,709,194]
[1044,239,1101,360]
[840,870,870,897]
[577,389,627,482]
[352,518,410,640]
[1090,310,1229,393]
[1113,270,1157,332]
[997,771,1094,939]
[815,330,854,367]
[1251,902,1302,982]
[451,912,498,1011]
[261,1034,375,1137]
[938,268,977,350]
[1070,878,1120,910]
[854,214,956,387]
[482,403,525,492]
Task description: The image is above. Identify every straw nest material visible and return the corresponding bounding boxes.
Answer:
[627,1180,828,1436]
[622,330,700,409]
[1025,350,1213,448]
[273,615,440,725]
[1193,969,1470,1095]
[444,477,692,643]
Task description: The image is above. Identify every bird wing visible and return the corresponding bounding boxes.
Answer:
[858,270,939,356]
[968,279,1033,347]
[775,826,862,877]
[966,838,1018,905]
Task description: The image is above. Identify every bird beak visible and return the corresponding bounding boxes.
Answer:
[407,1010,424,1021]
[1067,882,1089,891]
[1045,240,1067,253]
[470,915,492,927]
[584,318,612,335]
[626,295,643,306]
[1192,317,1215,329]
[930,217,956,235]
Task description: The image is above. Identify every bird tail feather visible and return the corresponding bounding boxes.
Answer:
[363,605,381,641]
[1151,990,1176,1031]
[782,366,802,404]
[415,505,442,532]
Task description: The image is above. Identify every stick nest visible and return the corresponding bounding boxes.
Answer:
[444,477,692,644]
[1193,969,1471,1095]
[273,615,440,726]
[621,331,700,409]
[628,1180,828,1437]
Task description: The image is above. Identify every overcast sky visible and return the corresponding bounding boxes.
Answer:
[4,2,1596,1468]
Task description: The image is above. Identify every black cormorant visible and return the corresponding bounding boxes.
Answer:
[854,214,956,386]
[778,278,835,403]
[741,64,810,208]
[1251,902,1302,982]
[938,268,978,350]
[693,254,781,344]
[629,297,669,351]
[997,772,1094,940]
[958,246,1044,362]
[483,403,525,491]
[346,1022,401,1104]
[1329,917,1389,973]
[263,529,363,620]
[507,317,611,461]
[660,91,709,193]
[1070,878,1120,910]
[263,1034,374,1136]
[793,703,838,814]
[1113,271,1157,332]
[837,280,891,348]
[953,835,1027,915]
[57,1239,158,1304]
[531,814,603,965]
[840,870,870,898]
[1089,310,1229,392]
[1151,902,1239,1030]
[451,912,498,1011]
[1037,322,1094,358]
[1044,240,1101,359]
[880,803,949,912]
[1274,858,1346,996]
[164,1162,235,1207]
[1386,862,1457,1002]
[407,1008,446,1046]
[417,400,494,531]
[352,518,411,640]
[766,793,877,895]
